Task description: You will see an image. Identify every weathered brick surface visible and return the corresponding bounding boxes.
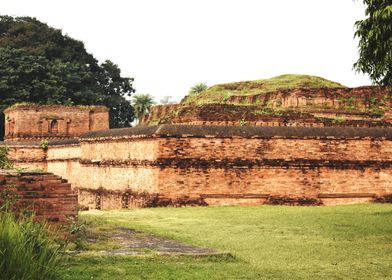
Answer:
[0,170,78,224]
[142,87,392,128]
[81,139,159,162]
[157,165,392,205]
[4,125,392,208]
[157,138,392,161]
[4,105,108,142]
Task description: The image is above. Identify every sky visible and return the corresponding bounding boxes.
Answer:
[2,0,370,103]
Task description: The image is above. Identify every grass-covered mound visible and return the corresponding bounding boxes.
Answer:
[182,74,346,105]
[143,74,390,126]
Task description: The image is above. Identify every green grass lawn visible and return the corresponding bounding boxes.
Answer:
[61,204,392,279]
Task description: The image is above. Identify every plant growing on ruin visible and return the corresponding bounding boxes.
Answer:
[189,83,208,94]
[239,119,247,126]
[222,91,232,103]
[332,116,347,124]
[369,107,385,116]
[40,139,49,150]
[0,146,13,169]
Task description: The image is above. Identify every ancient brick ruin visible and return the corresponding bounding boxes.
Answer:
[142,86,392,127]
[0,170,78,224]
[0,104,107,221]
[1,86,392,209]
[4,105,108,142]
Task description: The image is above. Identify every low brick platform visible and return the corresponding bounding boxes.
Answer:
[4,125,392,209]
[0,170,78,224]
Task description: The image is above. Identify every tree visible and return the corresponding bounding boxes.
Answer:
[0,15,97,68]
[0,16,135,139]
[97,60,135,128]
[189,83,208,94]
[132,94,155,123]
[0,48,97,106]
[354,1,392,87]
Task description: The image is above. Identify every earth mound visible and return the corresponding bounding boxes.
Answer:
[142,74,391,128]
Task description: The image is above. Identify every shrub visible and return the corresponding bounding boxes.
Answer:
[239,119,247,126]
[66,215,88,250]
[0,204,62,280]
[0,146,13,169]
[40,139,49,150]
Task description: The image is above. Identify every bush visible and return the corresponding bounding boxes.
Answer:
[40,139,49,150]
[0,146,13,169]
[0,205,62,280]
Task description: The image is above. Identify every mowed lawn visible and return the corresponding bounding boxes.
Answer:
[61,204,392,279]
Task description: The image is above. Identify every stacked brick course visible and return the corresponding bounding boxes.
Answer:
[31,125,391,208]
[0,170,78,224]
[4,105,108,142]
[142,86,392,128]
[2,98,392,209]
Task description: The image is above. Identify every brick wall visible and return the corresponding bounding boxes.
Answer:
[0,170,78,224]
[75,125,392,208]
[157,138,392,161]
[157,165,391,206]
[7,145,47,170]
[4,105,108,142]
[142,86,392,127]
[4,125,392,208]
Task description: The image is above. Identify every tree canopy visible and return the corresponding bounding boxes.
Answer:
[354,1,392,87]
[0,15,135,139]
[189,83,208,94]
[132,93,155,123]
[0,16,98,69]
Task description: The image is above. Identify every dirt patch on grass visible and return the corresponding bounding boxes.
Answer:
[73,227,223,257]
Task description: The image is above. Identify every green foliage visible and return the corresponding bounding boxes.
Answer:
[339,96,357,110]
[354,1,392,87]
[0,146,13,169]
[222,91,232,103]
[239,119,247,126]
[0,15,96,66]
[332,115,346,123]
[189,82,208,94]
[0,205,62,280]
[132,93,155,123]
[369,106,385,116]
[40,139,49,150]
[0,16,136,139]
[254,107,286,116]
[66,216,88,250]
